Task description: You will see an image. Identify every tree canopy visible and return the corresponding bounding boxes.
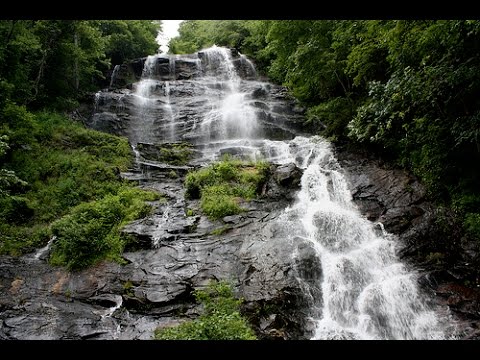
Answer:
[0,20,160,110]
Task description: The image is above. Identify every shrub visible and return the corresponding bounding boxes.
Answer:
[201,185,242,219]
[154,280,256,340]
[184,157,269,220]
[464,213,480,240]
[0,110,146,259]
[49,187,158,270]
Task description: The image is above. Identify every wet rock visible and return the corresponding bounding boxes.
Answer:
[273,163,302,187]
[174,59,200,80]
[263,163,303,203]
[88,111,129,137]
[110,58,145,89]
[337,148,480,339]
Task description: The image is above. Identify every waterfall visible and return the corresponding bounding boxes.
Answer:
[92,46,451,340]
[263,136,447,339]
[31,236,56,261]
[131,55,159,145]
[109,64,120,88]
[164,81,176,142]
[199,46,260,146]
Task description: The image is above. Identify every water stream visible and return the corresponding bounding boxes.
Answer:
[101,46,450,339]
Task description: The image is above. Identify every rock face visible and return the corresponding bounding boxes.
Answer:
[336,149,480,339]
[0,151,318,339]
[2,46,477,341]
[87,49,306,149]
[109,58,145,89]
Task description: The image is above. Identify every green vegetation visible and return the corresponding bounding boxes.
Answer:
[100,20,161,66]
[0,20,162,269]
[185,157,269,220]
[0,106,159,269]
[136,142,193,166]
[154,280,256,340]
[0,20,160,111]
[185,208,195,217]
[50,187,158,270]
[123,280,135,296]
[171,20,480,243]
[210,225,231,236]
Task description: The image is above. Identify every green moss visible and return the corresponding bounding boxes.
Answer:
[210,225,231,236]
[184,157,269,220]
[159,143,193,165]
[167,170,178,178]
[136,142,193,166]
[464,213,480,240]
[154,280,256,340]
[123,280,135,296]
[425,252,445,264]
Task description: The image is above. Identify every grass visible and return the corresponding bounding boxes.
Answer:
[184,156,269,220]
[210,225,231,236]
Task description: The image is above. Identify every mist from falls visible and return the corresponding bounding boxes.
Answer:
[102,45,451,339]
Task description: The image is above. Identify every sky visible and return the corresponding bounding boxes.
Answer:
[156,20,184,53]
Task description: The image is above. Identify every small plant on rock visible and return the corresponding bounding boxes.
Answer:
[154,280,256,340]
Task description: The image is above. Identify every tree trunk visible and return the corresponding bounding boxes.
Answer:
[74,30,79,91]
[5,20,18,44]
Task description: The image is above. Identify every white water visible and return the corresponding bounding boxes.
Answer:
[103,46,451,339]
[132,55,161,145]
[188,48,449,339]
[109,65,120,88]
[31,236,56,261]
[199,46,259,144]
[164,81,176,141]
[259,136,448,339]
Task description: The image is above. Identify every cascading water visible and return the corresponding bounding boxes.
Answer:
[198,46,260,156]
[164,81,176,141]
[132,55,158,145]
[262,136,448,339]
[109,65,120,88]
[93,46,452,340]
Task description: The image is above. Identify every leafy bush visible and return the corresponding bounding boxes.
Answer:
[154,280,256,340]
[464,213,480,240]
[184,157,268,219]
[306,97,355,141]
[200,185,242,219]
[49,187,158,270]
[136,142,193,166]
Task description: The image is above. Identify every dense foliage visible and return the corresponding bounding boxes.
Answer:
[0,20,160,110]
[0,108,159,269]
[50,186,159,270]
[154,280,257,340]
[171,20,480,242]
[0,20,162,269]
[185,157,269,219]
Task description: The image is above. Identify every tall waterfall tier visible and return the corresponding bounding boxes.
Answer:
[90,45,307,164]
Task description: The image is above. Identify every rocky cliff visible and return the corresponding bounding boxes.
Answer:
[1,48,478,340]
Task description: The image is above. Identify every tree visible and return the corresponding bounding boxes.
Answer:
[100,20,160,65]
